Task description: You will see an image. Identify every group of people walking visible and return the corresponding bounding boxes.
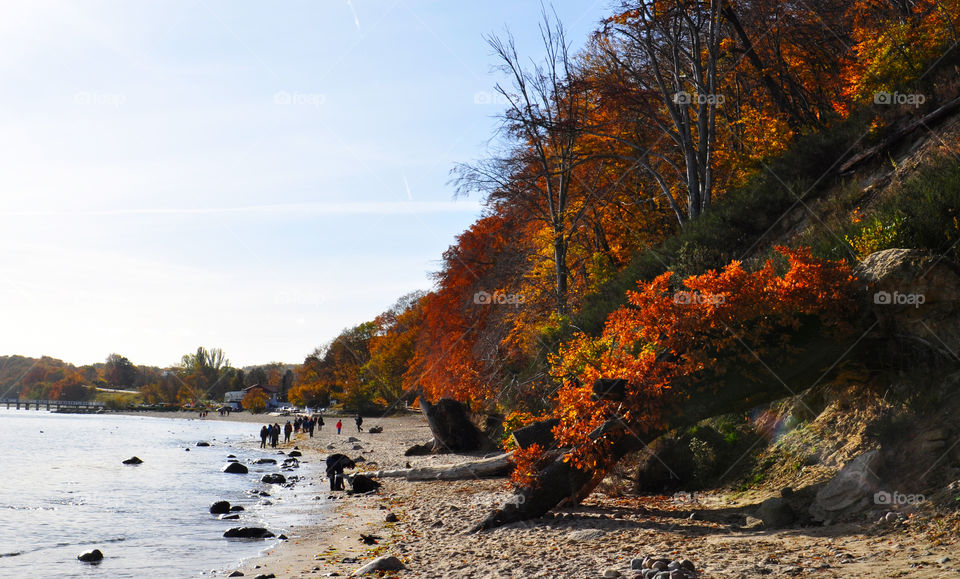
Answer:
[255,413,370,492]
[259,413,368,447]
[258,415,325,448]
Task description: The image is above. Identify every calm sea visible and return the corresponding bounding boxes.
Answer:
[0,409,325,578]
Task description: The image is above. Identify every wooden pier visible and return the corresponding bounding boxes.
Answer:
[2,399,106,413]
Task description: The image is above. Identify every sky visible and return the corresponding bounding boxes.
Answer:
[0,0,611,368]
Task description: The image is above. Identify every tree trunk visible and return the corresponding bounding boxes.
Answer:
[554,233,569,316]
[420,397,495,453]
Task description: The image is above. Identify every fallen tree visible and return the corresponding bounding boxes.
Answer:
[472,331,855,530]
[474,248,868,530]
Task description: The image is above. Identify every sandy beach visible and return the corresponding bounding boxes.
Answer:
[110,409,960,578]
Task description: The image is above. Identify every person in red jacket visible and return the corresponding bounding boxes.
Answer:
[336,419,342,435]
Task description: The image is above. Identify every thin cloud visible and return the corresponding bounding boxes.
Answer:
[0,200,482,218]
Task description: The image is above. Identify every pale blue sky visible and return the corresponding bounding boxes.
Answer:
[0,0,609,367]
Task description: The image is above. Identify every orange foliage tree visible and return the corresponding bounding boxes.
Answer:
[242,388,270,413]
[529,247,856,478]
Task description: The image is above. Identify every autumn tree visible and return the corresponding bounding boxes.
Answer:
[242,387,270,413]
[454,9,602,316]
[593,0,723,224]
[364,291,426,405]
[245,366,268,387]
[176,347,232,404]
[48,369,91,401]
[103,353,137,388]
[481,248,858,528]
[292,323,376,410]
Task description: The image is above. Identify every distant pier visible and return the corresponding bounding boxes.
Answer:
[2,399,106,413]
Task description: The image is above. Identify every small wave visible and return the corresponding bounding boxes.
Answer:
[0,552,22,558]
[78,537,126,546]
[2,504,60,512]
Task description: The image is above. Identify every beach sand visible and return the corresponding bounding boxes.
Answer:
[118,410,958,578]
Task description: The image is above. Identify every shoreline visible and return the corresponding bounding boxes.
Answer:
[6,409,958,577]
[225,414,958,579]
[226,414,437,578]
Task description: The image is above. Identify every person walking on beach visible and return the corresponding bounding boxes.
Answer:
[259,425,268,449]
[271,423,280,447]
[283,421,292,443]
[317,415,324,431]
[355,413,363,432]
[307,417,315,437]
[336,419,342,435]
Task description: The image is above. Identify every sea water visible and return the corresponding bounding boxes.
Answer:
[0,410,325,578]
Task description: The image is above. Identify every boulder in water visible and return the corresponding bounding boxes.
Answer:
[261,473,286,484]
[222,462,249,474]
[122,456,143,465]
[288,450,302,458]
[196,441,211,447]
[209,500,231,514]
[78,549,103,563]
[223,527,275,539]
[252,458,277,465]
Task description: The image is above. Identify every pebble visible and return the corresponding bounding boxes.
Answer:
[632,555,697,579]
[603,569,621,578]
[567,529,605,541]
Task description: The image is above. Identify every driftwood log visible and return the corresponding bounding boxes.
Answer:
[373,453,514,481]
